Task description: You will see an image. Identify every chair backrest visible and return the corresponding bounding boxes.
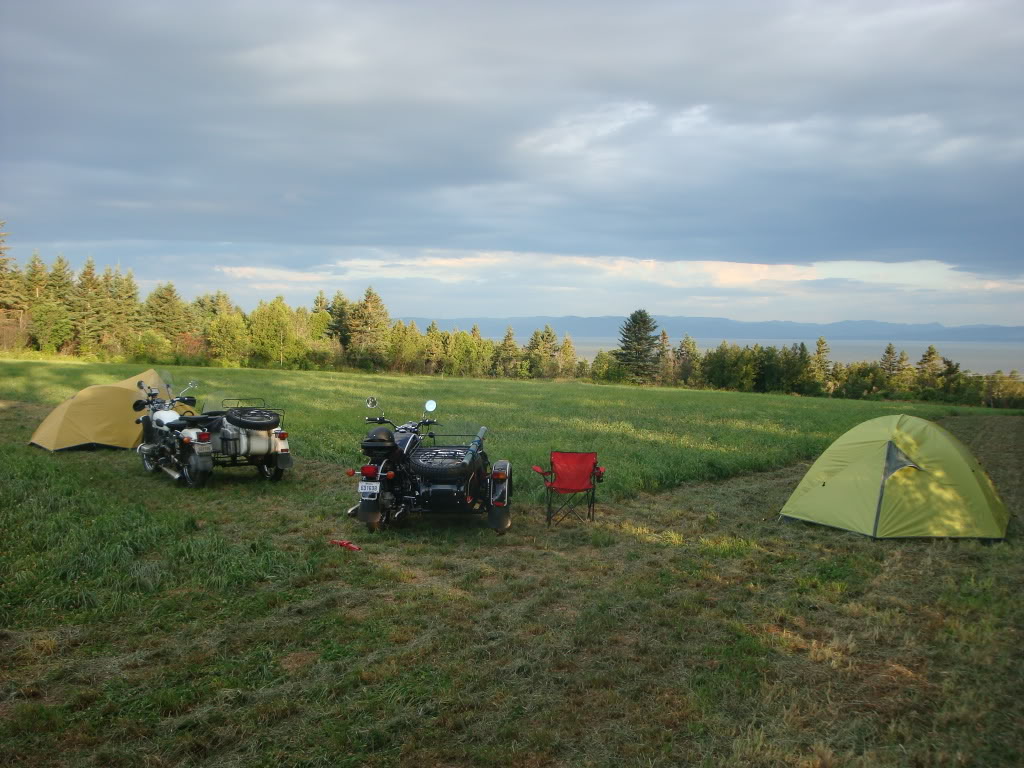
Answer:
[549,451,598,492]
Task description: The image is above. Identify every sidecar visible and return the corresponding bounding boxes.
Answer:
[179,399,292,481]
[407,432,512,533]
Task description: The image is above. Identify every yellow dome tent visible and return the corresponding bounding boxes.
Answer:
[30,369,173,451]
[781,414,1008,539]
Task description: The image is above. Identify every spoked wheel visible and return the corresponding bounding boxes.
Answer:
[179,455,210,489]
[140,450,159,473]
[226,408,280,430]
[256,463,285,482]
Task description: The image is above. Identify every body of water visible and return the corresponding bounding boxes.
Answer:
[548,337,1024,375]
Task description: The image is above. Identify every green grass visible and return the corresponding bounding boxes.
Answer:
[0,359,1004,503]
[1,361,1021,767]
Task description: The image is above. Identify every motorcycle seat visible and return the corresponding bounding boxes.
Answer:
[181,413,219,426]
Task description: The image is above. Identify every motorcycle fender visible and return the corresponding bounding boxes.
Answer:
[357,497,381,525]
[273,453,294,470]
[488,460,512,532]
[188,451,213,474]
[489,461,511,507]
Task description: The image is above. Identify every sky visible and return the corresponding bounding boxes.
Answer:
[2,0,1023,326]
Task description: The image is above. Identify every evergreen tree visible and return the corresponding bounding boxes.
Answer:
[879,343,900,378]
[313,289,329,314]
[916,345,943,389]
[613,309,659,383]
[655,330,675,385]
[0,245,26,311]
[46,255,75,300]
[71,257,107,355]
[557,333,577,378]
[676,334,702,386]
[21,252,48,308]
[347,287,391,368]
[326,290,352,348]
[28,299,73,352]
[810,337,831,391]
[423,321,447,374]
[494,326,520,378]
[143,282,192,339]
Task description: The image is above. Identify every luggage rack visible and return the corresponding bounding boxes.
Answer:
[220,398,286,427]
[413,445,471,467]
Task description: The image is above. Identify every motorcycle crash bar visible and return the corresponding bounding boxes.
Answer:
[461,427,488,467]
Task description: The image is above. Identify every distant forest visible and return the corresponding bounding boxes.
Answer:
[1,242,1021,409]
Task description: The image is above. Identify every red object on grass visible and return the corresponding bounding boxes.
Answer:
[330,539,362,551]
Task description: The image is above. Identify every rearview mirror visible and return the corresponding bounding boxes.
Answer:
[424,400,437,412]
[132,399,147,412]
[366,397,378,409]
[137,381,145,390]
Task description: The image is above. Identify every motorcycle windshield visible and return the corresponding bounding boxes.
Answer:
[157,369,176,399]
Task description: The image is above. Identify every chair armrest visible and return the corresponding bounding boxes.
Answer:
[531,465,551,475]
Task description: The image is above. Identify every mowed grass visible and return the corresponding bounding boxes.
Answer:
[1,360,1022,767]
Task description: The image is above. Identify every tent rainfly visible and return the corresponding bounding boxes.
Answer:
[30,369,172,451]
[781,414,1008,539]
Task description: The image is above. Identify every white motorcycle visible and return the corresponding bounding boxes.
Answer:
[132,381,292,488]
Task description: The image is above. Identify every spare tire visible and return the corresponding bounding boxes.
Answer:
[225,407,280,430]
[410,446,475,481]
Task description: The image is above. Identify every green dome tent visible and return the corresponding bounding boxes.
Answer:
[781,414,1008,539]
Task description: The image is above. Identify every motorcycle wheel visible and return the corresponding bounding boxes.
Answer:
[256,463,285,482]
[359,498,384,532]
[180,455,211,489]
[140,449,159,473]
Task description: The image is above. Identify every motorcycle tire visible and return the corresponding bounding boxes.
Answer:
[141,452,159,473]
[225,407,281,430]
[409,447,475,481]
[256,463,285,482]
[179,452,211,489]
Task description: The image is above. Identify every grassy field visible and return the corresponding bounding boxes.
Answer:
[1,360,1022,767]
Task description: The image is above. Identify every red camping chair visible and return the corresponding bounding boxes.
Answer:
[532,451,606,527]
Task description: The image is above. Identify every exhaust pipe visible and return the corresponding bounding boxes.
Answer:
[160,465,181,480]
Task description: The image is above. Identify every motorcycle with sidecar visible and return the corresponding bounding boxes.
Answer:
[346,397,512,533]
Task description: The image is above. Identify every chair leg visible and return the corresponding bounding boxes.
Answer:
[546,489,553,527]
[588,487,596,521]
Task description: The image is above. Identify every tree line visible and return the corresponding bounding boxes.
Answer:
[0,240,1021,408]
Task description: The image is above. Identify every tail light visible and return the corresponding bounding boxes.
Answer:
[345,468,356,477]
[385,471,395,480]
[277,431,288,440]
[182,436,192,445]
[361,465,378,479]
[196,431,210,443]
[492,470,507,480]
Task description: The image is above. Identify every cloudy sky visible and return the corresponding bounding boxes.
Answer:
[2,0,1022,325]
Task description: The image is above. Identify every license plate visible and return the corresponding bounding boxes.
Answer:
[358,481,380,494]
[193,443,212,454]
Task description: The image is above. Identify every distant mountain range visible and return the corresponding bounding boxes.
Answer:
[399,315,1024,342]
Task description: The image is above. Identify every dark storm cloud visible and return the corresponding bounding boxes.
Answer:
[1,0,1022,321]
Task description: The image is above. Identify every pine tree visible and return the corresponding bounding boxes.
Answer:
[916,345,943,389]
[312,290,329,314]
[326,290,352,347]
[423,321,447,374]
[46,255,75,300]
[29,300,73,352]
[614,309,659,383]
[879,343,900,378]
[494,326,520,378]
[655,330,675,385]
[0,238,26,311]
[247,297,298,368]
[347,287,391,368]
[676,334,702,386]
[143,282,192,339]
[557,333,577,378]
[21,252,48,308]
[810,337,831,390]
[71,257,106,355]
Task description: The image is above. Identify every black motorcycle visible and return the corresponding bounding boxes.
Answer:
[347,397,512,534]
